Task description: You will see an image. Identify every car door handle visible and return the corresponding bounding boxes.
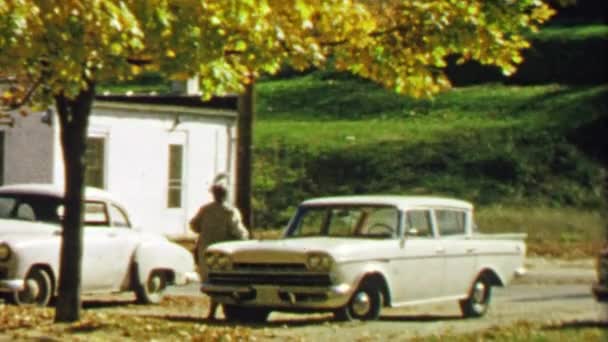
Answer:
[466,248,476,253]
[435,247,446,254]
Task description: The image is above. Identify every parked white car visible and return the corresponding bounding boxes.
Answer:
[202,195,526,322]
[0,184,198,306]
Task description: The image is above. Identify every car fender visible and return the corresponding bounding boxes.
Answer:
[470,264,506,288]
[133,240,197,286]
[337,260,392,298]
[9,239,60,283]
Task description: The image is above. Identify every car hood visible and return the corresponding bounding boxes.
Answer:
[0,219,60,246]
[208,237,395,264]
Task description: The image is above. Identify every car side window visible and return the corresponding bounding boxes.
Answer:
[16,203,36,221]
[109,204,131,228]
[358,208,398,237]
[84,201,109,226]
[0,198,15,218]
[406,210,433,237]
[435,209,466,236]
[297,208,326,236]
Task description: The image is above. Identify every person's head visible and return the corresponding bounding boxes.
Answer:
[210,173,229,203]
[211,184,228,203]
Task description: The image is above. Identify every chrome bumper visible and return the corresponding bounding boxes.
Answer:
[174,271,200,286]
[184,271,200,284]
[201,282,352,309]
[0,279,24,292]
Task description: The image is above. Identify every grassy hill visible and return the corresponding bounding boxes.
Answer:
[254,73,606,216]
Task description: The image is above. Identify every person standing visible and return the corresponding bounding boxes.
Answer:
[189,174,249,320]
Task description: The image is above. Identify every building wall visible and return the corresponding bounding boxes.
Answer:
[2,111,54,185]
[52,102,237,238]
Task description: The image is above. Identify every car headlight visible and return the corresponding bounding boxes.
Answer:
[0,243,11,262]
[307,253,333,272]
[204,251,232,271]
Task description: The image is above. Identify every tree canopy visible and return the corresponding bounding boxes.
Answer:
[0,0,555,323]
[1,0,554,104]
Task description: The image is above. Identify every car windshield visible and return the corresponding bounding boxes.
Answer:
[286,205,400,238]
[0,193,63,224]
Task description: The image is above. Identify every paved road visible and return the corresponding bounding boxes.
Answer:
[165,282,605,340]
[163,260,606,340]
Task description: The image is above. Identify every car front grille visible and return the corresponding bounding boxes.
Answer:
[232,262,308,272]
[209,262,331,287]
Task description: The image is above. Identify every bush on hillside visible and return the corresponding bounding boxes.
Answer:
[252,128,604,228]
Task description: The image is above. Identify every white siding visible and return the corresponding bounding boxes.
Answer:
[3,111,54,185]
[52,103,237,238]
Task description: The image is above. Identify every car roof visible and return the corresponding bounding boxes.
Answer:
[301,195,473,210]
[0,183,121,204]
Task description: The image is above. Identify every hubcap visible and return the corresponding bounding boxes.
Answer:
[25,278,41,300]
[472,281,486,304]
[351,291,371,316]
[149,275,162,292]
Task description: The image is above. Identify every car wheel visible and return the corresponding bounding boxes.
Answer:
[334,283,382,321]
[223,304,270,323]
[460,275,492,318]
[135,270,167,304]
[12,267,53,307]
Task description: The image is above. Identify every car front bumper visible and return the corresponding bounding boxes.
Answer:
[0,278,24,292]
[201,282,352,310]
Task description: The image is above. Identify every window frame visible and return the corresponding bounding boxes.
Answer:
[167,143,185,208]
[404,209,435,239]
[84,136,107,189]
[108,203,131,228]
[83,201,110,227]
[433,208,468,237]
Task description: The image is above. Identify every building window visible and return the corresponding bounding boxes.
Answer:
[167,144,183,208]
[84,137,105,188]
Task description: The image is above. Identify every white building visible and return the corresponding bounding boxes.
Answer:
[0,94,238,238]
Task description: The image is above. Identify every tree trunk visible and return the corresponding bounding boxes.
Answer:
[236,80,254,229]
[53,83,95,323]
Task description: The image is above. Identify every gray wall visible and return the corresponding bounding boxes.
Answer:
[2,111,54,185]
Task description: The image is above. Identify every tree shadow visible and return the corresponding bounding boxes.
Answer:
[542,320,608,331]
[512,292,592,303]
[81,298,138,309]
[134,312,463,328]
[378,313,462,322]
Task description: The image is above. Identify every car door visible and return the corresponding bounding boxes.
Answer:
[105,203,140,290]
[434,208,477,298]
[81,201,118,291]
[81,201,137,292]
[391,209,445,304]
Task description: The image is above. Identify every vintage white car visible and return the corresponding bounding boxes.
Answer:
[202,196,526,322]
[0,183,198,306]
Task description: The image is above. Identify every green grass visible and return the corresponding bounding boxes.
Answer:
[256,74,607,146]
[476,206,605,258]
